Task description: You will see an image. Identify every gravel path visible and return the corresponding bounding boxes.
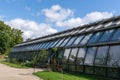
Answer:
[0,63,43,80]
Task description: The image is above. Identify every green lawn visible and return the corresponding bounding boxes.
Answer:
[0,60,28,68]
[34,71,112,80]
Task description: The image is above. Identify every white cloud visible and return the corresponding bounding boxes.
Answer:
[82,12,113,23]
[42,4,73,22]
[42,5,113,28]
[6,18,57,40]
[2,4,114,41]
[56,11,113,28]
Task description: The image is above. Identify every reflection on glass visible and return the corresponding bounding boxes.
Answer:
[84,47,97,65]
[46,41,54,48]
[69,48,78,63]
[116,20,120,25]
[95,67,106,76]
[98,29,114,42]
[78,28,86,33]
[66,36,77,46]
[104,22,112,27]
[72,35,84,45]
[80,34,92,45]
[60,37,71,47]
[43,42,50,48]
[51,39,60,48]
[110,29,120,41]
[55,38,65,47]
[63,49,71,62]
[95,24,102,29]
[85,66,94,74]
[86,26,94,31]
[76,48,86,65]
[88,32,103,43]
[107,45,120,67]
[95,46,108,66]
[69,65,76,71]
[107,68,119,78]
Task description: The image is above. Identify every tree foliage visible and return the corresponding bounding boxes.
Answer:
[0,21,23,54]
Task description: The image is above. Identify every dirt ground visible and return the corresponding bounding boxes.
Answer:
[0,63,43,80]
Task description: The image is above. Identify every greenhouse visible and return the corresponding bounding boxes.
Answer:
[9,16,120,79]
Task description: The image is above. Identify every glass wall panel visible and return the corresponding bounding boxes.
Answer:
[72,35,84,45]
[95,67,106,76]
[76,66,84,72]
[80,34,92,45]
[69,64,76,71]
[66,36,77,46]
[107,68,119,78]
[88,32,103,44]
[98,29,114,42]
[94,46,108,66]
[110,28,120,41]
[107,45,120,67]
[62,49,71,63]
[84,47,97,65]
[85,66,94,74]
[60,37,71,47]
[69,48,78,64]
[76,48,86,65]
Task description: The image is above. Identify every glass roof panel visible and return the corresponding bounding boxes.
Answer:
[88,32,103,44]
[46,41,55,49]
[72,35,84,45]
[60,37,71,47]
[66,36,77,46]
[98,29,114,42]
[55,38,66,47]
[42,42,50,49]
[50,39,60,48]
[79,34,92,45]
[110,28,120,41]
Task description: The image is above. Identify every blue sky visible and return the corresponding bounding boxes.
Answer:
[0,0,120,40]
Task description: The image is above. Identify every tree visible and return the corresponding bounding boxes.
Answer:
[0,21,23,54]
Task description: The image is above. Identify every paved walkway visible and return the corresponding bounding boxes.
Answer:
[0,63,43,80]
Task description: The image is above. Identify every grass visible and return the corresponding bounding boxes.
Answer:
[0,60,29,68]
[34,71,112,80]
